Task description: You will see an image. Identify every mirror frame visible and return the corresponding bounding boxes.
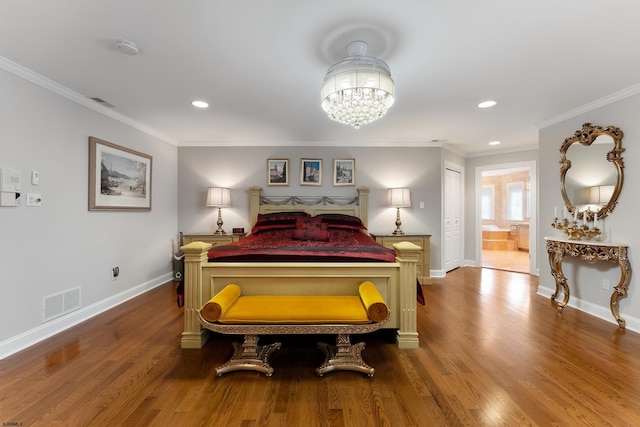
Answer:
[560,122,624,221]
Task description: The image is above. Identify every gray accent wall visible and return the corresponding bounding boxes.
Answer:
[178,145,444,269]
[539,94,640,330]
[0,68,178,357]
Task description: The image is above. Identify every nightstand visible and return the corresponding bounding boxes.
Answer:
[369,233,431,285]
[182,233,245,247]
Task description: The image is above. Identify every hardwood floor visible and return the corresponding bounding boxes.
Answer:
[482,248,529,273]
[2,268,640,426]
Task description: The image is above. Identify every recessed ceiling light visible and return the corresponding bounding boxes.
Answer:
[192,100,209,108]
[489,141,501,146]
[478,100,497,109]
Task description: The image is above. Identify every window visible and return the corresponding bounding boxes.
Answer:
[481,185,494,220]
[507,182,524,220]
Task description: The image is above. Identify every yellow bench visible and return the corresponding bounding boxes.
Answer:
[198,281,390,377]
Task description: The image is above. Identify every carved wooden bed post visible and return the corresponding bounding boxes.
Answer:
[180,241,212,348]
[393,242,420,348]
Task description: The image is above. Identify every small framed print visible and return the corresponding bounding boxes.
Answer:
[267,158,289,186]
[300,159,322,186]
[333,159,355,186]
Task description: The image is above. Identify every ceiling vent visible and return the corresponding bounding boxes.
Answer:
[89,97,115,108]
[115,39,139,55]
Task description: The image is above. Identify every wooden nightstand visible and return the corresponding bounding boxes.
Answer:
[369,233,431,285]
[182,233,245,247]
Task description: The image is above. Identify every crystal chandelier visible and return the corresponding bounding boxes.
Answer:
[321,41,395,129]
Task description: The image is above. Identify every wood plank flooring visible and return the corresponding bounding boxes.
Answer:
[2,267,640,426]
[482,248,529,273]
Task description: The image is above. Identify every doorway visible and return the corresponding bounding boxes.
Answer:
[476,162,536,274]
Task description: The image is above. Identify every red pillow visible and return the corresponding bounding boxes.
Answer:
[251,212,310,233]
[293,216,329,241]
[317,214,366,230]
[293,228,330,241]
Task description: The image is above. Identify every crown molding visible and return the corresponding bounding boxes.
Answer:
[178,140,444,148]
[0,56,177,145]
[537,83,640,129]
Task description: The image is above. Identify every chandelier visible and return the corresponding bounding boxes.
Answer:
[321,41,395,129]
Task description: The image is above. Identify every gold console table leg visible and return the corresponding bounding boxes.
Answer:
[545,238,631,328]
[548,250,569,312]
[610,252,631,328]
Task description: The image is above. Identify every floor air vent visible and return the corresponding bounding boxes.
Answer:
[43,287,81,322]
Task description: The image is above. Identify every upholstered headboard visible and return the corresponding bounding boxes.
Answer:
[248,186,369,230]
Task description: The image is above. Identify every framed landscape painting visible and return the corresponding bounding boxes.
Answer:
[333,158,355,186]
[300,158,322,186]
[88,136,152,211]
[267,158,289,186]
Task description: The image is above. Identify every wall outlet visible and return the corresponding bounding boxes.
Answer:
[112,266,120,280]
[602,279,610,290]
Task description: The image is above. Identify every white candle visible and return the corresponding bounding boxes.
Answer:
[594,212,598,228]
[554,206,557,218]
[574,209,577,221]
[583,213,586,226]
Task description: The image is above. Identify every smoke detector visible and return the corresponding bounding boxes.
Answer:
[115,40,139,55]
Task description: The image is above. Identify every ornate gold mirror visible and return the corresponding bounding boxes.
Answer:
[560,123,624,221]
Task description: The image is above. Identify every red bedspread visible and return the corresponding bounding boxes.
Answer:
[207,228,397,263]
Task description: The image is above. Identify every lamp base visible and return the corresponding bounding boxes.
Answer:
[214,207,225,235]
[392,207,404,235]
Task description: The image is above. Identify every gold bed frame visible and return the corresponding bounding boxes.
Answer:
[180,186,422,349]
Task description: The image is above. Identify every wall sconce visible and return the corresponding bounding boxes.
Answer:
[206,187,231,235]
[386,188,411,235]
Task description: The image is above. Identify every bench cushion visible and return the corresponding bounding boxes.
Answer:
[200,280,389,324]
[219,295,371,324]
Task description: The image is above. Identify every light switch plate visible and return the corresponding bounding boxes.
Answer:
[31,171,40,185]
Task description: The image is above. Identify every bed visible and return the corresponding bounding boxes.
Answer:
[180,186,422,349]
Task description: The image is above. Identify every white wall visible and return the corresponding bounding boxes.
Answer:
[178,145,444,268]
[539,94,640,331]
[0,67,178,358]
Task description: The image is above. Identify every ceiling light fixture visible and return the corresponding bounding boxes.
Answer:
[321,41,395,129]
[192,100,209,108]
[478,100,497,108]
[489,140,501,146]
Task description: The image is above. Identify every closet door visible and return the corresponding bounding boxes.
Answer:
[444,167,462,272]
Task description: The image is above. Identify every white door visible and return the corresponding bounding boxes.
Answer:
[444,167,462,272]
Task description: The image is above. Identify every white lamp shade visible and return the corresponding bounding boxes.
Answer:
[206,187,231,207]
[387,188,411,208]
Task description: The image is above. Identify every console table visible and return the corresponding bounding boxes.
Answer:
[544,237,631,328]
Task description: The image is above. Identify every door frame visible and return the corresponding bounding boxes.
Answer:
[475,160,537,275]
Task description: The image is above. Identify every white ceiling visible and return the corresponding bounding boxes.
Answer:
[2,1,640,155]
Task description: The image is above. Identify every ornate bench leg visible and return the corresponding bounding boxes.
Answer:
[216,334,281,377]
[316,334,375,377]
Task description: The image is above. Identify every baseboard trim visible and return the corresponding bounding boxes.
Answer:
[0,273,173,360]
[537,285,640,333]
